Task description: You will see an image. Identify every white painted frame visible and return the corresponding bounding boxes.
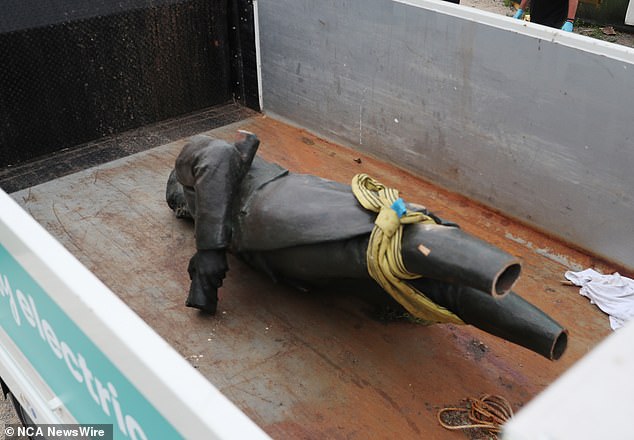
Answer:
[503,319,634,439]
[0,190,269,440]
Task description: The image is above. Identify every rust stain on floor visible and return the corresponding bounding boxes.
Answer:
[14,115,619,439]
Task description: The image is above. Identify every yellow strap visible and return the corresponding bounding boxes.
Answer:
[351,173,463,325]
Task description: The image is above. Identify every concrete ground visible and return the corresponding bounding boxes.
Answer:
[462,0,634,48]
[0,394,26,440]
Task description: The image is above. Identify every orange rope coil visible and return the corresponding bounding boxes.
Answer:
[437,394,514,437]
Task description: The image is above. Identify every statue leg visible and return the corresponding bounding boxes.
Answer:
[249,235,371,282]
[252,222,521,297]
[408,277,568,360]
[246,235,566,360]
[401,224,521,297]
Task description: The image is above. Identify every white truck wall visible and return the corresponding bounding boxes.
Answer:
[257,0,634,270]
[503,318,634,439]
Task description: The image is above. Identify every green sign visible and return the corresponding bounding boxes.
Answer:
[0,244,181,440]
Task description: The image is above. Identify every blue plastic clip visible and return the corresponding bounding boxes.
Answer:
[391,198,407,218]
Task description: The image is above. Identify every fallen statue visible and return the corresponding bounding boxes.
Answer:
[166,131,567,360]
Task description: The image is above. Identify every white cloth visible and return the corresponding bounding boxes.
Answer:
[565,269,634,330]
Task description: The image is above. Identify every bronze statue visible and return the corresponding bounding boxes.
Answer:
[166,131,567,360]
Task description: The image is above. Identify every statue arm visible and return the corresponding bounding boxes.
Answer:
[173,132,260,313]
[175,132,260,250]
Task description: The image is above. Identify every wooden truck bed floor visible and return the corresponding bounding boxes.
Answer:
[12,115,614,439]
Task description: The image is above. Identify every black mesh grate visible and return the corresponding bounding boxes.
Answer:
[0,0,253,167]
[0,103,258,193]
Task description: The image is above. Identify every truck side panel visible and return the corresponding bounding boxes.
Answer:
[257,0,634,270]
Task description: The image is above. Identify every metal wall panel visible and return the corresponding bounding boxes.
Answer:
[257,0,634,269]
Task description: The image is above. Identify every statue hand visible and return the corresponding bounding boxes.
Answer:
[185,250,228,314]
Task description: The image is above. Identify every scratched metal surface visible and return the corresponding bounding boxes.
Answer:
[12,116,614,439]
